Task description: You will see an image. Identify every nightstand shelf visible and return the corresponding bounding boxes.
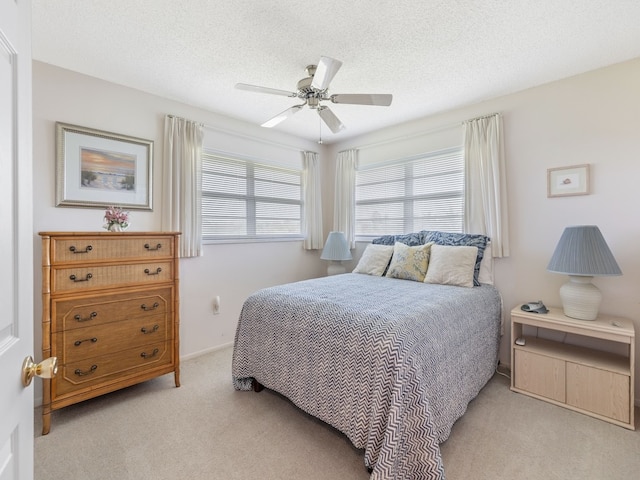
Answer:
[510,306,635,430]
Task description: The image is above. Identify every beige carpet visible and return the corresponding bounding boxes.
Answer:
[35,346,640,480]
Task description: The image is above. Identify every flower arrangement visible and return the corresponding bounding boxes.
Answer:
[103,205,130,232]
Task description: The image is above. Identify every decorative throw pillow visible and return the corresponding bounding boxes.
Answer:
[352,244,394,276]
[371,231,423,246]
[385,242,434,282]
[424,244,478,288]
[420,231,489,286]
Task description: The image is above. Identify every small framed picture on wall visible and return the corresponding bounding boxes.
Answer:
[547,164,590,198]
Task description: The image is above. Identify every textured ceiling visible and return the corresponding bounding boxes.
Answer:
[32,1,640,144]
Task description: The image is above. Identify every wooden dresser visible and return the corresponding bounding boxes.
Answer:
[39,231,181,434]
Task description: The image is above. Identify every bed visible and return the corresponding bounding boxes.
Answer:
[232,233,502,479]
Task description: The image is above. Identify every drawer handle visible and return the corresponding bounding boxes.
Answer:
[140,348,159,359]
[74,311,98,322]
[69,245,93,254]
[144,267,162,276]
[141,324,160,334]
[74,365,98,376]
[144,243,162,251]
[69,273,93,282]
[74,337,98,346]
[141,302,160,311]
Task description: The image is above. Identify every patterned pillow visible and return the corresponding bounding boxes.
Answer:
[423,245,478,288]
[371,231,423,246]
[385,242,434,282]
[420,231,489,286]
[352,244,394,276]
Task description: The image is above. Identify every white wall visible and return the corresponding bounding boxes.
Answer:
[33,57,640,402]
[31,61,328,402]
[329,58,640,399]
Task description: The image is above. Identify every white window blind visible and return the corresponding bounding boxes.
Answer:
[355,147,464,237]
[202,151,303,241]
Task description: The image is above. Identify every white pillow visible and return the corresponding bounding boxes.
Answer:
[352,244,394,276]
[424,244,478,288]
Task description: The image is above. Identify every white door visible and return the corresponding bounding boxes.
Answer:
[0,0,34,479]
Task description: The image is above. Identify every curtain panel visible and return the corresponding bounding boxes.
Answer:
[463,113,510,257]
[162,115,204,257]
[302,151,323,250]
[333,149,357,248]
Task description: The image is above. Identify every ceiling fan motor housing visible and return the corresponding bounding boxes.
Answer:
[297,65,325,106]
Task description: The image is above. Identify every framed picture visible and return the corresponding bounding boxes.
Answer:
[547,164,590,198]
[56,122,153,210]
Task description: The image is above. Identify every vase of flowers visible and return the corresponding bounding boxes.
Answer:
[103,205,130,232]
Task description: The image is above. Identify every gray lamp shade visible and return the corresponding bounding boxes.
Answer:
[320,231,352,261]
[547,225,621,276]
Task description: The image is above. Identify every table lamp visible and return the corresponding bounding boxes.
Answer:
[547,225,621,320]
[320,231,352,275]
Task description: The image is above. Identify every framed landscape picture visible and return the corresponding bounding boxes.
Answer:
[55,122,153,210]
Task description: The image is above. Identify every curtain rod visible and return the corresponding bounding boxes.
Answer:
[353,112,500,152]
[166,114,315,154]
[202,121,314,154]
[355,121,461,151]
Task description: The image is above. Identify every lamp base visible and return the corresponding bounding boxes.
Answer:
[326,261,346,276]
[559,275,601,321]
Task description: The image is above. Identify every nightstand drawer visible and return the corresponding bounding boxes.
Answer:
[566,362,630,424]
[514,349,565,402]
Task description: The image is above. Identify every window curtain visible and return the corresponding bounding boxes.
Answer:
[334,149,357,248]
[162,115,204,257]
[463,113,510,257]
[302,151,323,250]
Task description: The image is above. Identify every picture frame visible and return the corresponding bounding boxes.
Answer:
[56,122,153,210]
[547,164,590,198]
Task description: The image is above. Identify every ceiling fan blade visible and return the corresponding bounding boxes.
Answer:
[318,107,345,134]
[235,83,297,97]
[330,94,393,106]
[261,104,305,128]
[311,56,343,90]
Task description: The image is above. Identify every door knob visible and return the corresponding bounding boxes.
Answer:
[22,355,58,387]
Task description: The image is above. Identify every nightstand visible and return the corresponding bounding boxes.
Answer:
[510,306,635,430]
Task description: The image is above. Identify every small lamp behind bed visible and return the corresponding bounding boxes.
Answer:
[321,231,352,276]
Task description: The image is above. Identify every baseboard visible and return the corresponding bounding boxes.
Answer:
[180,341,234,361]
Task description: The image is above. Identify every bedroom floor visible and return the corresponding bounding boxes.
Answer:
[35,346,640,480]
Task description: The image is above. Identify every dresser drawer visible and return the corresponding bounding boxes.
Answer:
[51,287,173,332]
[53,340,173,397]
[51,261,174,293]
[50,236,174,264]
[54,313,171,363]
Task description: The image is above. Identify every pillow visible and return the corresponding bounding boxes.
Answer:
[371,231,423,246]
[385,242,434,282]
[352,244,394,276]
[478,241,494,285]
[420,231,489,286]
[424,244,478,288]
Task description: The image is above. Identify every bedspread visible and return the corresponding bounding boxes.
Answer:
[232,273,502,479]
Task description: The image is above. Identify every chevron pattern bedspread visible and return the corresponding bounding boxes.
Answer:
[232,273,501,479]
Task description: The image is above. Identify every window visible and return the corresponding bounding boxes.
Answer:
[202,151,303,241]
[355,147,464,237]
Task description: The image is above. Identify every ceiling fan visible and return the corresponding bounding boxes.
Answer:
[235,56,392,135]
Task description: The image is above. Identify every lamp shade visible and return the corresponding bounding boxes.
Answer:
[320,231,352,261]
[547,225,621,276]
[547,225,621,321]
